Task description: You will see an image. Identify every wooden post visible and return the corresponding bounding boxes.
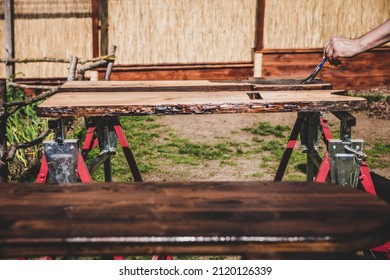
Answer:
[4,0,15,80]
[253,0,266,77]
[0,81,8,182]
[92,0,99,57]
[255,0,265,52]
[99,0,109,57]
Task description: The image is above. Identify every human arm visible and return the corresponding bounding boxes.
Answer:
[324,18,390,65]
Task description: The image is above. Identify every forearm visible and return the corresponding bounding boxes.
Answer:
[356,19,390,53]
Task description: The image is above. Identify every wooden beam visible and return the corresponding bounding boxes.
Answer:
[255,0,266,51]
[4,0,15,80]
[1,181,390,258]
[92,0,99,57]
[99,0,109,56]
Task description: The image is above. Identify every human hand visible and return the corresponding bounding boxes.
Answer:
[323,36,363,65]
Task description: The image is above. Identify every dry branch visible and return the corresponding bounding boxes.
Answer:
[7,82,56,90]
[0,54,115,65]
[0,57,71,64]
[104,45,117,81]
[68,56,79,81]
[78,60,108,74]
[6,86,60,115]
[6,128,50,162]
[79,54,115,64]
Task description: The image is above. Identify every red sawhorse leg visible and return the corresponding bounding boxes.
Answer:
[82,120,142,182]
[113,124,142,182]
[82,126,98,159]
[82,120,171,259]
[274,115,305,181]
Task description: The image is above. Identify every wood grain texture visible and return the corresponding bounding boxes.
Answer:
[37,81,365,117]
[0,181,390,257]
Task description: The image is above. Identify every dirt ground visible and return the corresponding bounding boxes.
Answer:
[157,110,389,177]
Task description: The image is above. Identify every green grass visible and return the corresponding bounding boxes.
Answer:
[365,142,390,169]
[75,118,310,182]
[242,121,290,138]
[349,92,389,104]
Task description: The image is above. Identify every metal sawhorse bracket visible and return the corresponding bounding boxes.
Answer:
[36,118,92,184]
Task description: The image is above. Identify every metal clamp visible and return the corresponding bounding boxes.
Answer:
[328,139,364,188]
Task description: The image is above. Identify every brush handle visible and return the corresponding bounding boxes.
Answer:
[301,58,327,84]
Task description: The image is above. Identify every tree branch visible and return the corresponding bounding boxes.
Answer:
[6,128,50,161]
[78,60,108,74]
[8,82,56,90]
[6,86,60,110]
[0,54,115,65]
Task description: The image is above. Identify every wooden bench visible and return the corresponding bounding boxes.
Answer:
[1,181,389,259]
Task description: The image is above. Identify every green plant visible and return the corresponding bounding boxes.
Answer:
[6,86,50,180]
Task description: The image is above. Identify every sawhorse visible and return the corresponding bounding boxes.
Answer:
[81,116,142,182]
[274,111,389,258]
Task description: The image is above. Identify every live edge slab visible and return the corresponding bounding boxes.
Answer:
[0,181,390,259]
[37,80,367,117]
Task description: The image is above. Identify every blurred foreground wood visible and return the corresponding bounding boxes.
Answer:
[1,181,389,259]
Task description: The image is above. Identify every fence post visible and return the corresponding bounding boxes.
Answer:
[0,81,8,182]
[4,0,15,80]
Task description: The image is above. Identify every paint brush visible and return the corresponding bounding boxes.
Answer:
[301,58,327,84]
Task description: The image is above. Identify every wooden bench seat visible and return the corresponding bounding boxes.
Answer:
[1,181,389,259]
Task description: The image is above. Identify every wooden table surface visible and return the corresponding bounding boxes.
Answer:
[37,80,367,117]
[1,181,389,258]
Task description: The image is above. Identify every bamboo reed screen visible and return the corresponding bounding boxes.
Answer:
[263,0,390,49]
[108,0,257,65]
[0,0,92,78]
[0,0,389,78]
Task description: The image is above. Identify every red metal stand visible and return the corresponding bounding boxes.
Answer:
[82,119,142,182]
[276,114,389,258]
[82,119,174,260]
[274,116,305,181]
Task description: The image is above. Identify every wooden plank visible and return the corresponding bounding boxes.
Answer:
[61,80,255,92]
[60,80,332,92]
[0,181,389,257]
[37,88,366,117]
[98,63,254,81]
